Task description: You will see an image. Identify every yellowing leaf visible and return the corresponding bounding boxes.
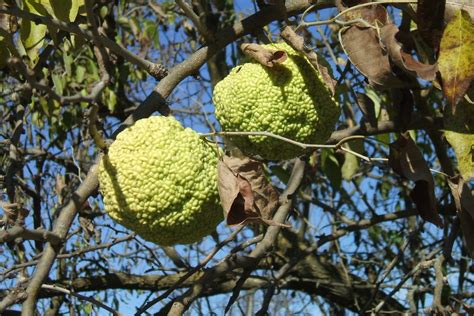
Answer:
[20,0,48,65]
[438,9,474,111]
[444,95,474,180]
[445,131,474,180]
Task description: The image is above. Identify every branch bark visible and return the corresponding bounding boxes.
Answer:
[16,2,325,314]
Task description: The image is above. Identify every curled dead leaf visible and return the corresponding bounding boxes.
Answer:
[340,25,405,89]
[338,1,389,25]
[447,175,474,257]
[416,0,446,53]
[380,24,438,81]
[337,1,408,89]
[217,155,288,227]
[280,26,336,95]
[356,93,377,127]
[240,43,287,67]
[389,132,443,227]
[0,202,29,226]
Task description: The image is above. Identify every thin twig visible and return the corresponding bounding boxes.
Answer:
[88,104,108,152]
[0,7,167,80]
[162,159,306,315]
[299,0,418,29]
[41,284,122,315]
[200,131,365,149]
[135,226,244,314]
[176,0,214,42]
[372,248,441,313]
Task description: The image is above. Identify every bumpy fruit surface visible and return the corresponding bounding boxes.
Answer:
[99,116,223,246]
[213,42,340,160]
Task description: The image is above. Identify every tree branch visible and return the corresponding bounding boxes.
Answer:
[0,226,61,245]
[327,115,443,144]
[21,164,100,315]
[161,159,306,315]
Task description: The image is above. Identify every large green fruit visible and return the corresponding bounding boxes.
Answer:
[213,42,340,160]
[99,116,223,246]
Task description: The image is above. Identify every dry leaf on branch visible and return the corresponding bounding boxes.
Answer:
[380,24,438,81]
[338,1,389,25]
[0,202,29,226]
[240,43,287,67]
[388,132,443,227]
[338,3,405,89]
[390,88,414,131]
[356,93,377,127]
[340,26,405,89]
[447,175,474,257]
[280,26,336,95]
[339,2,438,88]
[217,155,287,227]
[416,0,446,53]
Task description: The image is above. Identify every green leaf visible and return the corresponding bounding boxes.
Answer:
[107,89,117,113]
[52,73,64,95]
[21,0,48,65]
[76,65,86,83]
[365,86,382,119]
[376,133,392,146]
[321,149,342,190]
[63,51,73,76]
[86,57,99,80]
[70,33,86,50]
[341,140,364,181]
[438,9,474,111]
[49,0,80,22]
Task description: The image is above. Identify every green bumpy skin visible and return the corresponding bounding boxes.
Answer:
[99,116,223,246]
[213,42,340,160]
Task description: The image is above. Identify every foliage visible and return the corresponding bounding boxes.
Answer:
[0,0,473,315]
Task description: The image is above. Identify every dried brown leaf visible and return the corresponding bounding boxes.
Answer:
[338,2,389,25]
[0,202,29,226]
[459,208,474,257]
[338,2,396,88]
[217,155,286,227]
[447,175,474,256]
[448,175,474,220]
[416,0,446,52]
[444,1,474,23]
[356,93,377,127]
[390,89,414,131]
[340,26,405,89]
[79,215,95,240]
[217,159,253,225]
[380,24,438,81]
[389,132,443,227]
[240,43,287,67]
[280,26,336,95]
[409,180,441,227]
